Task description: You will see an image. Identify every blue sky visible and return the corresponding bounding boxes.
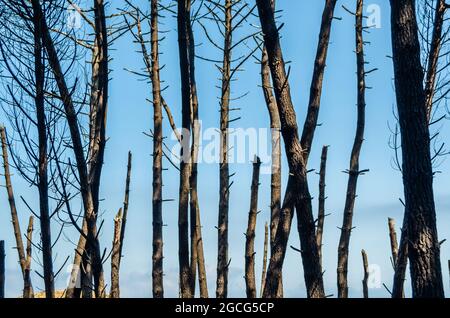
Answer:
[1,0,450,298]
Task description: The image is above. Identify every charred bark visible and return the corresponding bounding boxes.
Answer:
[216,0,233,299]
[389,0,445,298]
[316,145,328,267]
[337,0,367,298]
[0,241,4,298]
[261,0,337,298]
[257,0,325,298]
[245,157,261,298]
[110,209,122,298]
[24,216,34,298]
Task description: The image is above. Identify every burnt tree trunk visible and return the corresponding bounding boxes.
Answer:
[177,0,193,298]
[24,216,34,298]
[424,0,448,120]
[32,5,54,297]
[388,218,399,268]
[392,215,408,298]
[389,0,444,298]
[110,209,122,298]
[260,222,269,297]
[337,0,367,298]
[261,0,337,298]
[0,127,31,294]
[245,157,261,298]
[257,0,325,298]
[150,0,165,299]
[361,249,369,298]
[188,10,207,297]
[316,145,328,267]
[31,0,104,298]
[216,0,233,299]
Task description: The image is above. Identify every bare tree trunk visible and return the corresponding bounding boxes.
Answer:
[31,0,104,298]
[424,0,448,120]
[361,249,369,298]
[337,0,367,298]
[260,222,269,297]
[149,0,165,299]
[32,5,54,297]
[389,0,444,298]
[0,240,5,298]
[316,145,328,267]
[392,216,408,298]
[0,127,30,292]
[177,0,193,298]
[110,209,122,298]
[256,0,325,298]
[216,0,233,299]
[245,157,261,298]
[24,216,34,298]
[188,14,206,297]
[119,152,132,264]
[388,218,399,268]
[261,0,337,298]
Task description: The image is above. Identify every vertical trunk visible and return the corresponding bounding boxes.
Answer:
[150,0,164,299]
[389,0,444,298]
[361,249,369,298]
[31,0,103,298]
[0,240,4,298]
[177,0,193,298]
[24,216,34,298]
[316,145,328,267]
[337,0,367,298]
[256,0,325,298]
[187,10,206,297]
[388,218,399,268]
[110,209,122,298]
[119,152,132,264]
[260,222,269,297]
[392,216,408,298]
[424,0,447,120]
[263,179,295,298]
[245,157,261,298]
[216,0,233,299]
[261,0,337,298]
[0,127,29,289]
[32,6,54,297]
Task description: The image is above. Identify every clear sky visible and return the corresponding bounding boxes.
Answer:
[1,0,450,298]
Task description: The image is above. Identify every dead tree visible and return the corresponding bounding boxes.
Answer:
[188,6,207,298]
[110,209,122,298]
[260,0,282,297]
[392,218,408,298]
[0,126,31,296]
[0,0,68,297]
[245,157,261,298]
[0,240,4,298]
[361,249,369,298]
[260,222,269,297]
[216,0,233,299]
[259,0,338,298]
[257,0,325,297]
[316,145,329,267]
[392,0,450,298]
[337,0,369,298]
[390,0,445,297]
[24,216,34,298]
[177,0,194,298]
[388,218,399,268]
[29,0,106,298]
[262,0,337,298]
[149,0,165,299]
